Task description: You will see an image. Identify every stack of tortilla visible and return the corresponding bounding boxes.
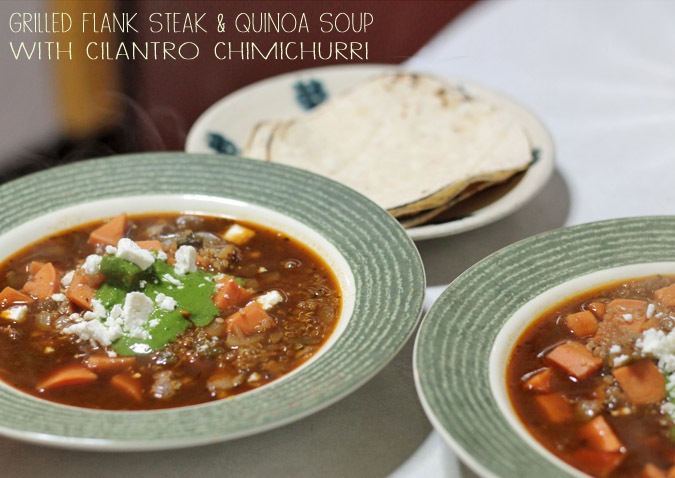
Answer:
[243,73,532,228]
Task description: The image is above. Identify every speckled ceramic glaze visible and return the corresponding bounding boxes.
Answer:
[0,153,425,450]
[414,217,675,478]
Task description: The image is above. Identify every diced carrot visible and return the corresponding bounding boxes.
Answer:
[608,298,648,309]
[0,287,34,308]
[626,317,660,333]
[88,213,127,247]
[569,449,625,478]
[22,262,60,300]
[566,310,598,337]
[643,464,668,478]
[607,298,648,317]
[547,342,603,379]
[28,261,45,276]
[36,364,98,391]
[533,393,573,424]
[579,416,623,452]
[613,359,665,405]
[136,240,163,252]
[588,302,606,319]
[226,302,274,336]
[110,373,143,402]
[522,368,553,393]
[85,355,136,373]
[667,465,675,478]
[655,284,675,307]
[195,254,205,268]
[66,271,103,311]
[213,278,251,311]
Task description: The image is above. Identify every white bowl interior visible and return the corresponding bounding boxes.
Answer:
[489,262,675,477]
[0,194,356,393]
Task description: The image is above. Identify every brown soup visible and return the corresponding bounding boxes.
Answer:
[507,275,675,478]
[0,213,341,410]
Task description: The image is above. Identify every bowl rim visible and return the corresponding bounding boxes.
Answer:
[0,152,426,450]
[414,216,675,478]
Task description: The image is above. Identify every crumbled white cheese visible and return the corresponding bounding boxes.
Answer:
[256,290,284,310]
[667,377,675,395]
[157,251,168,261]
[109,304,123,320]
[122,292,153,333]
[647,303,656,319]
[609,345,622,355]
[622,313,633,321]
[129,343,152,354]
[139,280,147,289]
[174,245,197,275]
[155,293,177,312]
[662,401,675,419]
[83,254,102,275]
[83,311,99,321]
[1,305,28,322]
[65,291,156,347]
[163,273,181,286]
[61,270,75,287]
[91,299,107,319]
[128,327,150,340]
[116,238,155,270]
[63,318,123,346]
[51,293,67,302]
[105,245,118,254]
[637,328,675,373]
[613,354,630,367]
[224,224,255,245]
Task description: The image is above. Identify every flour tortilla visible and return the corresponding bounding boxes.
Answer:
[397,180,494,228]
[244,73,532,219]
[244,120,282,160]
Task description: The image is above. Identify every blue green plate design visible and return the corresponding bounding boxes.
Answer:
[185,64,555,241]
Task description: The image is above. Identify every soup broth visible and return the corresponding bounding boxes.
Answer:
[0,213,341,410]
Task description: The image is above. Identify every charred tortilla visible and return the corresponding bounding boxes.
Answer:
[243,73,532,224]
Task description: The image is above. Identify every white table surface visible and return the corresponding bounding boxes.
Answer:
[2,0,675,476]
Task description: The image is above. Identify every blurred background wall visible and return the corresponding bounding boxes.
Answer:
[0,0,476,183]
[1,0,61,175]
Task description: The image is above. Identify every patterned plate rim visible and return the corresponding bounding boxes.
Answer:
[184,63,555,241]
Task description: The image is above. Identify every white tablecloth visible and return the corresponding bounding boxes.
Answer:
[2,0,674,476]
[404,0,675,475]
